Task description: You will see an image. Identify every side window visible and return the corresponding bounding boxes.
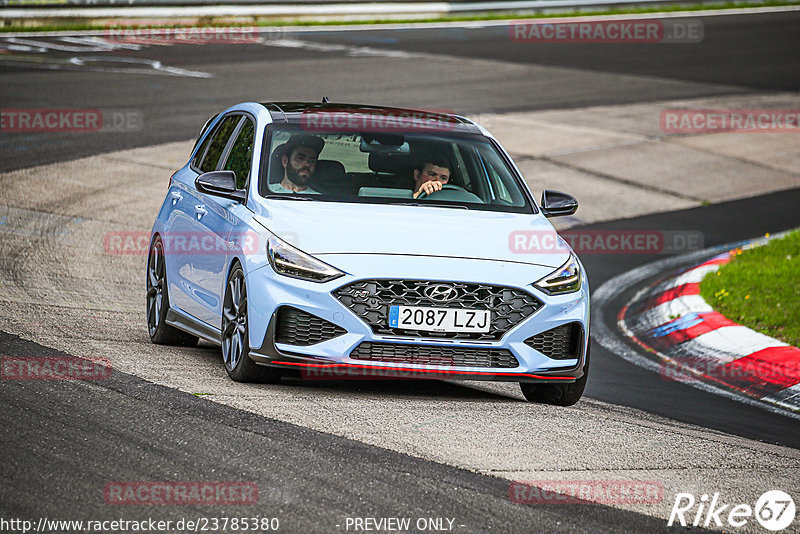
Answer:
[222,119,255,189]
[476,145,526,206]
[190,113,219,164]
[191,127,215,169]
[485,159,512,203]
[458,145,489,202]
[199,115,241,173]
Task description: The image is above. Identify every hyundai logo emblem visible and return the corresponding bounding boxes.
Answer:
[424,284,458,302]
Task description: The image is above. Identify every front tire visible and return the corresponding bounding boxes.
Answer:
[147,236,198,347]
[221,265,280,383]
[520,344,589,406]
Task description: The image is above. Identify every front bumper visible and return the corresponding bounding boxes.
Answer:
[246,254,589,383]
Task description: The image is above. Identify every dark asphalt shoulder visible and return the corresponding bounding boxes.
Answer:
[0,331,678,532]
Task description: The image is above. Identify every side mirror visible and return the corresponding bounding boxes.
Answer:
[540,190,578,218]
[195,171,246,202]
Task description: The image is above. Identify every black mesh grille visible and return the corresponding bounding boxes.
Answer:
[350,342,519,368]
[334,280,542,340]
[274,306,346,346]
[524,323,582,360]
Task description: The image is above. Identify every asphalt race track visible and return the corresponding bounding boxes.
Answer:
[584,188,800,445]
[0,331,679,533]
[2,10,799,172]
[1,9,799,533]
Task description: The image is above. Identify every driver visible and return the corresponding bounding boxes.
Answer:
[411,154,452,199]
[270,134,325,194]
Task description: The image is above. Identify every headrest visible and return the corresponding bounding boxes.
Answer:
[368,152,412,175]
[269,143,287,183]
[314,160,345,182]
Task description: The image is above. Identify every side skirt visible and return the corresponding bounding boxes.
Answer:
[166,308,221,346]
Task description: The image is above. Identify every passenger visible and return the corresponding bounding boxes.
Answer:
[270,134,324,194]
[411,154,452,199]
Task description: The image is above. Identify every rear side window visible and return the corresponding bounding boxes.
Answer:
[198,115,241,173]
[189,113,219,163]
[222,119,255,189]
[191,128,215,169]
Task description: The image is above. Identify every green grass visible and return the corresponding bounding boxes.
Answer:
[700,230,800,347]
[2,0,799,33]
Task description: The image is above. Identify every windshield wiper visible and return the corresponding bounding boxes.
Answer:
[396,202,469,210]
[263,194,313,201]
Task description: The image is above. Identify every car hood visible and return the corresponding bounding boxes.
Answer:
[252,200,570,268]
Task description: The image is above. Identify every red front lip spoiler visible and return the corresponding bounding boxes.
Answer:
[269,360,576,380]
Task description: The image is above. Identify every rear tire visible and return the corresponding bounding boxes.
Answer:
[222,265,281,383]
[520,343,589,406]
[147,236,199,347]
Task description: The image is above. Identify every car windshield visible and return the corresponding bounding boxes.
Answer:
[260,126,534,213]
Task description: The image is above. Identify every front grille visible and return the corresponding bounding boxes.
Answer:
[334,280,542,340]
[524,322,582,360]
[350,342,519,368]
[274,306,346,346]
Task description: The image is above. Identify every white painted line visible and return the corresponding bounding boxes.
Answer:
[262,38,422,59]
[60,36,142,50]
[690,325,788,358]
[0,54,213,77]
[763,383,800,412]
[4,36,118,52]
[667,263,721,288]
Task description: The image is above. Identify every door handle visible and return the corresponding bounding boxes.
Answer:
[194,205,207,219]
[170,191,183,204]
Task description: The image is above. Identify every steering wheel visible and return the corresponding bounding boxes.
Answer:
[415,183,468,199]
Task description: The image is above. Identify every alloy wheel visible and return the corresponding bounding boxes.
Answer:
[222,269,248,371]
[146,239,165,337]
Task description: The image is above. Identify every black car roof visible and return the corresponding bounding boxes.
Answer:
[261,102,484,135]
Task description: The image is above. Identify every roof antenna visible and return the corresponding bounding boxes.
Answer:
[321,96,329,104]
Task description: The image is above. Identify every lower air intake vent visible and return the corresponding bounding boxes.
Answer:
[524,322,582,360]
[275,306,346,346]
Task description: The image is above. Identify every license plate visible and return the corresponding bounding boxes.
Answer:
[388,306,490,333]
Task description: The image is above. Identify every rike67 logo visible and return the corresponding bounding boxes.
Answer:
[668,490,795,531]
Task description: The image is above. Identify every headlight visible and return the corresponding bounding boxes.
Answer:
[267,235,344,283]
[534,253,581,295]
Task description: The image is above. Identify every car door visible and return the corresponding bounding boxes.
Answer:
[189,115,255,328]
[163,116,221,317]
[170,114,241,325]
